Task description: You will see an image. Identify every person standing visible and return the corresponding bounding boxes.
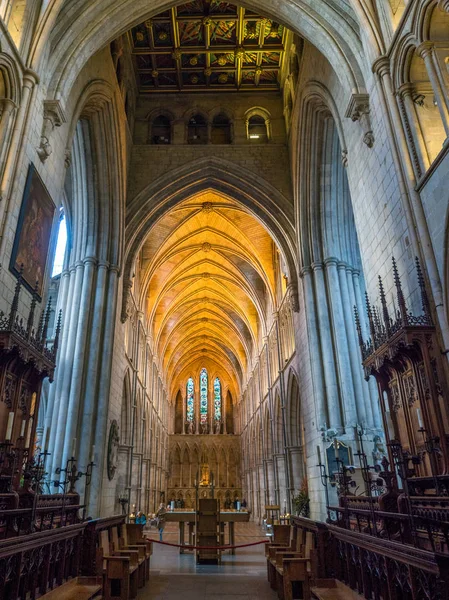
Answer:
[156,502,167,541]
[135,511,147,526]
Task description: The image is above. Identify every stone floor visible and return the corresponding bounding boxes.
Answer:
[138,521,277,599]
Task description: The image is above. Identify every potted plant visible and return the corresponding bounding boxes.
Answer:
[292,477,310,518]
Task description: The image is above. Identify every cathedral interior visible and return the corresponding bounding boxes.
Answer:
[1,0,449,598]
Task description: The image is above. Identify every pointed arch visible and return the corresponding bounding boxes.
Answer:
[121,370,132,445]
[123,157,299,324]
[286,369,302,447]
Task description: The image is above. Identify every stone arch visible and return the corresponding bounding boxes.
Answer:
[123,156,299,323]
[273,390,283,455]
[244,106,272,141]
[0,52,21,103]
[147,108,175,145]
[121,370,132,445]
[42,0,367,107]
[174,389,183,434]
[286,369,301,448]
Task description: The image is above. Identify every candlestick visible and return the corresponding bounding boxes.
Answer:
[316,445,321,465]
[25,421,32,448]
[20,420,26,437]
[416,408,423,428]
[6,412,14,440]
[72,438,77,457]
[44,428,50,452]
[91,445,96,462]
[334,438,339,460]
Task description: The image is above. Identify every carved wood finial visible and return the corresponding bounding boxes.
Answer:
[354,305,364,349]
[40,297,52,344]
[378,275,391,336]
[365,291,376,347]
[9,264,24,329]
[26,280,39,338]
[415,257,432,324]
[392,257,407,325]
[53,309,62,355]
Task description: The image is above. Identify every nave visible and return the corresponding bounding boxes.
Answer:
[140,522,275,600]
[1,0,449,599]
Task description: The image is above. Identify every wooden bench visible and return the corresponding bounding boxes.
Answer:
[99,529,139,600]
[267,526,299,588]
[265,524,292,558]
[41,577,102,599]
[273,531,314,600]
[312,579,365,599]
[111,525,146,588]
[121,523,152,581]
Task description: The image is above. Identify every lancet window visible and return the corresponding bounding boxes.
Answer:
[200,368,208,425]
[214,377,221,421]
[186,377,194,422]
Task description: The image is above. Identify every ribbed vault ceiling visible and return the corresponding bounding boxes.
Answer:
[139,191,280,400]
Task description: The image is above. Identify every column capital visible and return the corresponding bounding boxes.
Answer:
[324,256,339,267]
[299,265,312,277]
[397,82,416,99]
[311,262,324,272]
[416,41,435,59]
[372,56,391,78]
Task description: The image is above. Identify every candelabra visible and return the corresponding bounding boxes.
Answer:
[316,446,332,522]
[118,491,129,515]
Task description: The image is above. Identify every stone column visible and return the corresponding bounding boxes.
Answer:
[417,42,449,136]
[325,258,357,429]
[300,267,327,428]
[351,271,382,428]
[338,263,369,427]
[397,83,430,175]
[312,262,342,430]
[62,257,97,467]
[0,98,16,174]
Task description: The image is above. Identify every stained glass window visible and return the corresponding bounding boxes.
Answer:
[200,368,208,425]
[186,378,194,422]
[214,377,221,421]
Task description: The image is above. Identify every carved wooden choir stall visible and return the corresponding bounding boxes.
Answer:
[266,258,449,600]
[0,272,154,599]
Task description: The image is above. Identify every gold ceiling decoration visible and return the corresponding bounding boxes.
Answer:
[129,1,287,93]
[139,191,280,399]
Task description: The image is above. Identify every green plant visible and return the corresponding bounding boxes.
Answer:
[292,477,310,518]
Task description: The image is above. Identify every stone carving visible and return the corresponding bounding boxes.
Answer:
[345,93,374,148]
[389,380,401,413]
[37,100,67,162]
[107,420,120,480]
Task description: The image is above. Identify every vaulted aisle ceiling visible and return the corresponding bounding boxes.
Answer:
[139,191,282,399]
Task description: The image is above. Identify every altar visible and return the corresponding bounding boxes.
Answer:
[165,509,250,554]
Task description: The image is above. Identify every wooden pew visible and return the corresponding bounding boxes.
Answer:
[111,525,146,588]
[274,531,314,600]
[121,523,152,581]
[40,577,102,600]
[267,526,299,588]
[265,524,292,558]
[99,529,139,600]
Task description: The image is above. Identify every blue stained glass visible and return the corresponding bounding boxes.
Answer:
[186,378,194,421]
[200,368,208,424]
[214,377,221,420]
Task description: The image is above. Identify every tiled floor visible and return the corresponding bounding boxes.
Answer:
[138,521,277,599]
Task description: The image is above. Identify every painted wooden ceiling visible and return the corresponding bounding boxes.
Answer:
[139,191,280,399]
[129,1,287,93]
